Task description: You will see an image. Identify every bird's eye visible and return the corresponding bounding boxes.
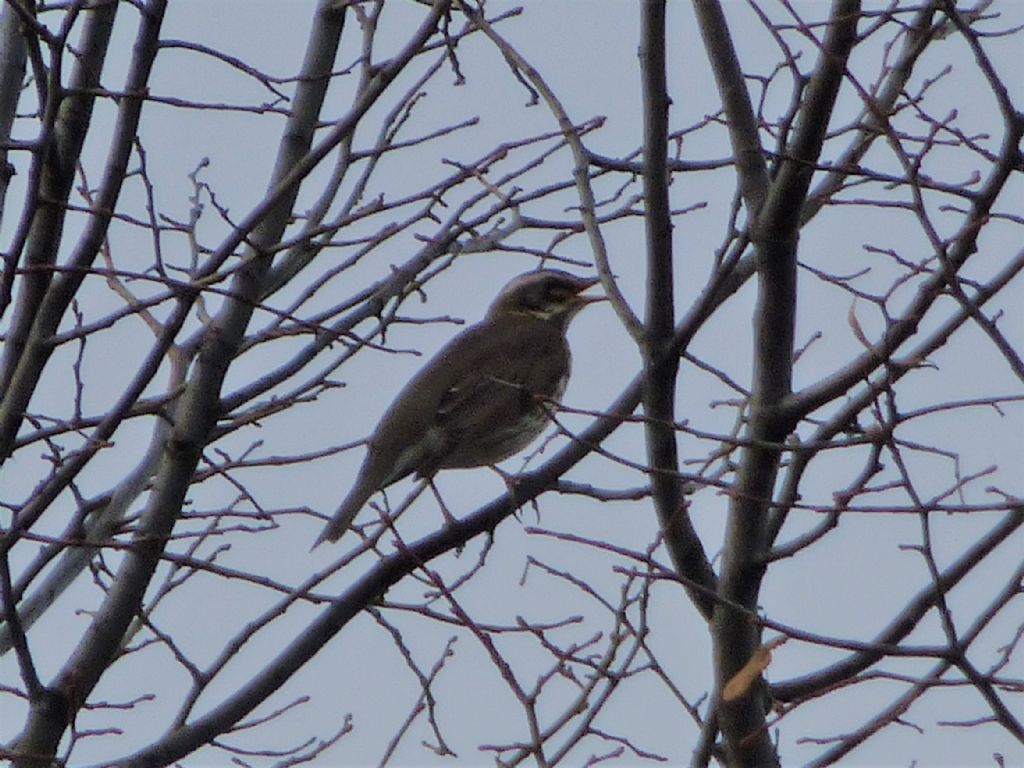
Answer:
[543,281,568,301]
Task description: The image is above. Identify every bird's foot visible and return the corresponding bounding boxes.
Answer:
[490,465,538,523]
[427,478,458,528]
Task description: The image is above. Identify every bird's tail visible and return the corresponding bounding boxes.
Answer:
[310,486,372,549]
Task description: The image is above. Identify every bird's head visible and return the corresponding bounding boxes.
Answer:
[487,270,605,327]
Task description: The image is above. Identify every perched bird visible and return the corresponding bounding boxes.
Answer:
[314,269,603,546]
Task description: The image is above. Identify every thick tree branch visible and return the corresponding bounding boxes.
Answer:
[692,0,771,216]
[711,2,860,765]
[0,0,119,461]
[0,3,27,228]
[641,0,717,620]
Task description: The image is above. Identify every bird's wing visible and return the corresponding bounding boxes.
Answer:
[349,318,567,484]
[429,320,569,466]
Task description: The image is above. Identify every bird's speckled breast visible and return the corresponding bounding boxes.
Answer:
[437,344,571,469]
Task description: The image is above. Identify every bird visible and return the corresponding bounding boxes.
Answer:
[313,269,604,546]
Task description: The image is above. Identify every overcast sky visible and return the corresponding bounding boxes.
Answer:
[2,1,1023,766]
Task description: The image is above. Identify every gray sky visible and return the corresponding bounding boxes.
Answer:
[2,1,1023,765]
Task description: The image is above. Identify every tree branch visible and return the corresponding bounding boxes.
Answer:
[641,0,717,620]
[711,2,860,764]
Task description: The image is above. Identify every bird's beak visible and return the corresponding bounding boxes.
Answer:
[573,276,607,307]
